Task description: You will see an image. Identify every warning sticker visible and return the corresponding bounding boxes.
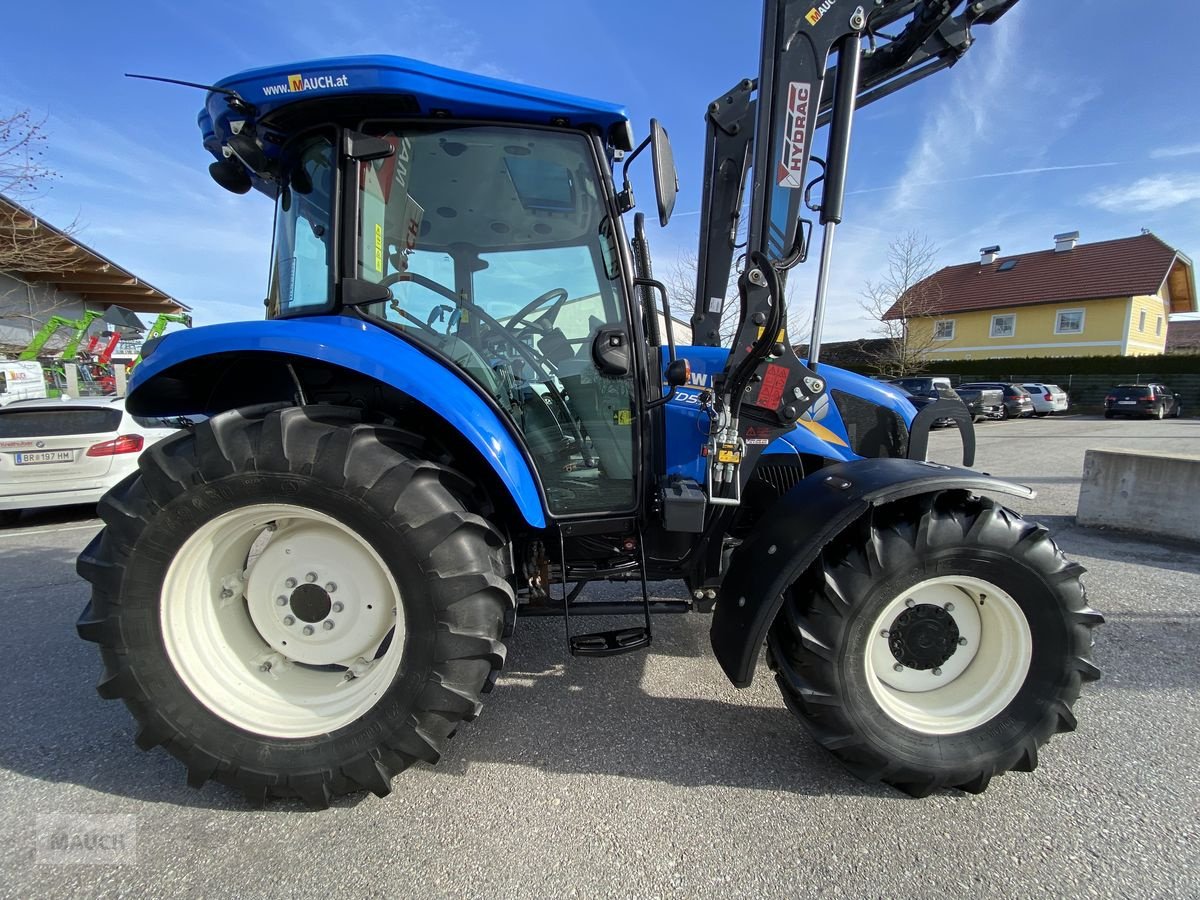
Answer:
[753,363,790,410]
[777,82,812,189]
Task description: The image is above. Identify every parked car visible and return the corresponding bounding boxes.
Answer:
[1104,383,1183,419]
[1022,382,1069,417]
[0,397,185,526]
[953,386,1005,422]
[957,382,1035,419]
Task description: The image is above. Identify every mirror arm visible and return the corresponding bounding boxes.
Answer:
[617,135,652,213]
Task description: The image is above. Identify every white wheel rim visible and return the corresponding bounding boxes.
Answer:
[161,503,406,739]
[864,575,1031,735]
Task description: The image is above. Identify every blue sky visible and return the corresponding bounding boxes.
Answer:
[4,0,1199,341]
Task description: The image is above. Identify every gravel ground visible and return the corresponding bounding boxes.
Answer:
[1,414,1197,899]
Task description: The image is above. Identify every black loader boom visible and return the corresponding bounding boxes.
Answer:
[696,0,1020,504]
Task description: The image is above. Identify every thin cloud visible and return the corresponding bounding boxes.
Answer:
[849,161,1121,196]
[1151,143,1200,160]
[1088,174,1200,213]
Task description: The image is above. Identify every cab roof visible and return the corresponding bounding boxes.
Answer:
[199,55,631,164]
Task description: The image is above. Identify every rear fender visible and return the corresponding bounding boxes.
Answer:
[710,457,1033,687]
[127,316,547,528]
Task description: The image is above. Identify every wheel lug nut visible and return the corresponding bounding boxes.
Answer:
[283,616,295,626]
[904,598,915,608]
[220,588,233,599]
[302,625,315,636]
[285,577,297,588]
[305,572,317,583]
[276,596,288,607]
[932,667,943,676]
[879,629,890,638]
[259,662,272,672]
[325,582,337,593]
[958,637,968,646]
[322,620,335,631]
[332,601,344,613]
[944,602,955,613]
[893,663,904,672]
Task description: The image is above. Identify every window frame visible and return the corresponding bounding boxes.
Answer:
[1138,309,1147,332]
[989,313,1017,339]
[932,319,956,341]
[1156,316,1164,337]
[268,127,341,320]
[1054,308,1086,335]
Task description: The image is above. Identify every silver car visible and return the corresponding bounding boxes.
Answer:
[1022,382,1069,417]
[0,397,183,526]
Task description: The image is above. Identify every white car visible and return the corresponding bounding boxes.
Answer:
[1022,383,1069,417]
[0,397,184,526]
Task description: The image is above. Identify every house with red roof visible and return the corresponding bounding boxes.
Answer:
[885,232,1196,360]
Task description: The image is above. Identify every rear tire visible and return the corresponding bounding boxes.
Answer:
[76,405,513,807]
[768,492,1101,797]
[1155,404,1165,420]
[0,509,19,527]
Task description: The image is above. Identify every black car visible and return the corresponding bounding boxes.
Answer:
[957,382,1035,419]
[1104,383,1183,419]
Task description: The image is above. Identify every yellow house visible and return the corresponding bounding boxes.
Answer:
[887,232,1197,360]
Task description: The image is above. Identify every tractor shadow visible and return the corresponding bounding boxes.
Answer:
[2,529,1195,811]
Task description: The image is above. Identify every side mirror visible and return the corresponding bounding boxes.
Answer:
[649,118,678,227]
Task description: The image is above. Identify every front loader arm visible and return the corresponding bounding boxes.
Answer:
[693,0,1021,509]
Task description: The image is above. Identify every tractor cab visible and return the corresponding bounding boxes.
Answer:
[200,56,678,518]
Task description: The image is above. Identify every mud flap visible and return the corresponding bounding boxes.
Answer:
[710,457,1033,687]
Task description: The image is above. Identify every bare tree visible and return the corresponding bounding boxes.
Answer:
[860,230,943,376]
[664,249,811,348]
[0,109,80,275]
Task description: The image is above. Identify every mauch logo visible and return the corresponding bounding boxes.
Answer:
[806,0,836,25]
[777,81,812,188]
[262,73,350,97]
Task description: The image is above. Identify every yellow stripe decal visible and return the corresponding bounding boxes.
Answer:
[798,419,849,447]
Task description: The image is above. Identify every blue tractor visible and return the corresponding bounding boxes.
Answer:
[78,0,1101,806]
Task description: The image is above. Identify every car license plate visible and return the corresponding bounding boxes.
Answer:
[1117,400,1136,405]
[15,450,74,465]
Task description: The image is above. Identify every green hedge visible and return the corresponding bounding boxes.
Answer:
[840,353,1200,379]
[924,353,1200,378]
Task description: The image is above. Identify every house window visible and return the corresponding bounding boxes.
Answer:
[990,314,1016,338]
[933,319,955,340]
[1139,310,1147,332]
[1055,309,1085,335]
[1156,316,1164,337]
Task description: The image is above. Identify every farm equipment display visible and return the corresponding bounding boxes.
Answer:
[17,310,107,362]
[78,0,1102,807]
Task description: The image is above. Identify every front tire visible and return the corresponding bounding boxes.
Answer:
[768,493,1102,796]
[0,509,19,527]
[77,405,513,807]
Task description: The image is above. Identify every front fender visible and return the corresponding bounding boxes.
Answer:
[128,316,547,528]
[710,457,1034,688]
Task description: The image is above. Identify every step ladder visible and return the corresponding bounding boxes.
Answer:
[560,527,653,657]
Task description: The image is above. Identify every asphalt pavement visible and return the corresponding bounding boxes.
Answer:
[1,415,1197,898]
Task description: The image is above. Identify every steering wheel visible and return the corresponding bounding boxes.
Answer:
[506,288,570,333]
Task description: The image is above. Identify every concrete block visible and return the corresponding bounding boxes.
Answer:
[1077,448,1200,542]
